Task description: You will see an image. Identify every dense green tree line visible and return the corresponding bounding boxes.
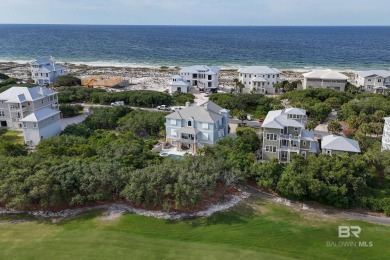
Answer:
[59,104,83,118]
[209,93,281,118]
[281,89,353,122]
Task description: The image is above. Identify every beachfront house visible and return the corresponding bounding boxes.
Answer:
[169,75,190,94]
[302,70,348,91]
[0,86,59,130]
[321,135,361,155]
[261,108,318,163]
[165,101,230,153]
[179,65,220,92]
[382,117,390,151]
[237,66,281,94]
[355,70,390,94]
[30,57,68,85]
[20,108,61,146]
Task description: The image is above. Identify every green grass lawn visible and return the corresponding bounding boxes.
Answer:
[0,200,389,260]
[0,130,24,144]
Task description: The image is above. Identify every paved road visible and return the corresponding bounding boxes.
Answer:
[245,186,390,226]
[76,103,262,127]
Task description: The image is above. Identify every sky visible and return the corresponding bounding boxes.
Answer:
[1,0,389,26]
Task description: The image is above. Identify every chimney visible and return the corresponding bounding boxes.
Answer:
[39,86,45,96]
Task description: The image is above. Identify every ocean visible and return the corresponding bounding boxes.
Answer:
[0,25,389,70]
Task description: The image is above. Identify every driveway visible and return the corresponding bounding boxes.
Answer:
[61,112,89,130]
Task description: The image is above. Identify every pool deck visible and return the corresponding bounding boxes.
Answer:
[161,148,194,156]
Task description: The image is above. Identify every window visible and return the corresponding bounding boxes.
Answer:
[171,119,176,125]
[0,111,4,117]
[33,122,37,128]
[273,75,275,78]
[23,122,27,128]
[303,141,307,146]
[265,145,276,153]
[294,127,298,131]
[266,133,277,140]
[368,79,371,82]
[203,132,209,140]
[268,75,270,78]
[202,123,208,129]
[170,129,177,137]
[188,120,192,126]
[378,79,382,82]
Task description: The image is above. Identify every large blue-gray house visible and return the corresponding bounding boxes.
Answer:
[165,101,230,153]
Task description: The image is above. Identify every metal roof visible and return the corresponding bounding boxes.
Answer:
[0,86,58,102]
[166,101,225,123]
[175,127,200,135]
[303,70,349,80]
[20,108,60,122]
[180,65,220,75]
[262,109,305,129]
[356,70,390,78]
[238,66,281,74]
[321,135,361,153]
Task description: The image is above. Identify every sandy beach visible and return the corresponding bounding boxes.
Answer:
[0,61,354,92]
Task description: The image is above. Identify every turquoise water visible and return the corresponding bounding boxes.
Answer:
[168,154,184,160]
[0,25,389,69]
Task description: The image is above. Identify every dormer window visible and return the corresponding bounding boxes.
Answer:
[188,120,192,127]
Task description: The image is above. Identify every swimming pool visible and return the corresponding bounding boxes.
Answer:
[168,154,184,159]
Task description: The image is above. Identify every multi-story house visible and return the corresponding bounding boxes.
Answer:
[237,66,281,94]
[179,65,220,92]
[302,69,348,91]
[355,70,390,94]
[169,75,190,94]
[321,135,361,155]
[30,57,68,85]
[20,108,61,146]
[382,117,390,151]
[261,108,318,162]
[0,86,59,130]
[165,101,230,153]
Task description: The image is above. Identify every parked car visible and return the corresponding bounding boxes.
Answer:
[171,106,183,112]
[111,101,125,106]
[157,105,171,111]
[258,118,264,123]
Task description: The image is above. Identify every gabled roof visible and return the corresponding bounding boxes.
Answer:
[0,86,58,102]
[166,100,225,123]
[238,66,281,74]
[175,127,200,135]
[285,108,306,116]
[262,108,306,129]
[180,65,220,75]
[170,80,189,87]
[356,70,390,78]
[301,129,315,141]
[303,70,349,80]
[20,108,60,122]
[252,77,267,82]
[321,135,361,153]
[36,64,66,73]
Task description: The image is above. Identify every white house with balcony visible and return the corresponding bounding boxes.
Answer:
[382,117,390,151]
[179,65,220,91]
[302,70,348,91]
[169,75,190,94]
[0,86,59,130]
[165,101,229,153]
[237,66,281,94]
[20,108,61,146]
[355,70,390,94]
[30,57,68,85]
[261,108,318,163]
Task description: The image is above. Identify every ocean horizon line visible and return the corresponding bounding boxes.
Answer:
[1,24,389,27]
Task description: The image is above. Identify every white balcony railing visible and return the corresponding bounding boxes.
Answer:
[279,134,300,140]
[278,146,299,151]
